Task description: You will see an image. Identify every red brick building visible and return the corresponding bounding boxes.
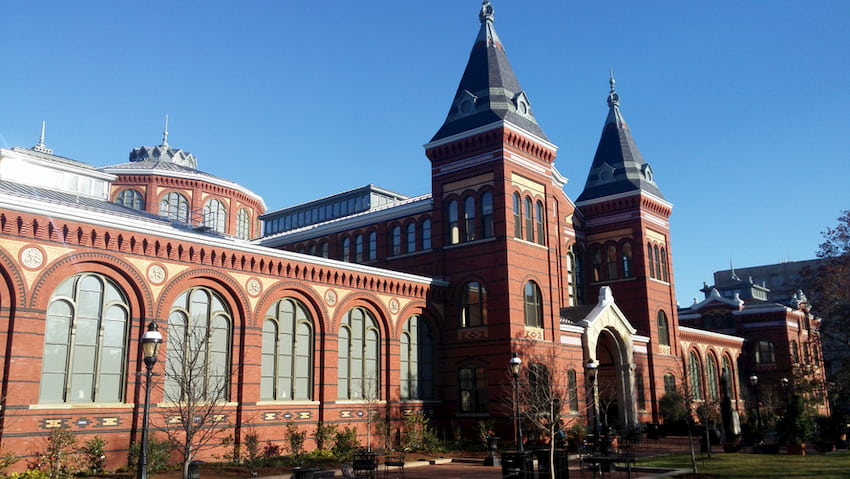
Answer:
[0,2,788,471]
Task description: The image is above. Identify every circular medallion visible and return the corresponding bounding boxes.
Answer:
[147,264,166,284]
[21,246,44,269]
[389,299,400,314]
[246,278,262,297]
[325,289,338,306]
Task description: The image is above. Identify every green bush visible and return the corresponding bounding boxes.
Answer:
[79,436,107,473]
[401,411,444,453]
[314,422,337,451]
[32,427,80,479]
[8,470,50,479]
[285,421,306,459]
[128,437,171,474]
[331,426,359,462]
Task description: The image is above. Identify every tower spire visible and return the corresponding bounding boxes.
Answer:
[608,67,619,109]
[162,114,170,148]
[32,121,53,154]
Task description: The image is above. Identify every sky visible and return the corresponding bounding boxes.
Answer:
[2,1,848,305]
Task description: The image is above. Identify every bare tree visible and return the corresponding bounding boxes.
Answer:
[157,325,231,479]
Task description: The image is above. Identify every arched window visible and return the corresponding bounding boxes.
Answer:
[159,192,189,223]
[309,244,317,256]
[447,200,460,244]
[400,315,433,400]
[261,298,313,401]
[460,281,487,328]
[481,192,493,238]
[512,193,523,238]
[707,355,719,401]
[621,242,633,278]
[664,373,676,393]
[688,351,703,400]
[791,341,800,363]
[606,244,618,280]
[39,273,129,403]
[337,307,380,400]
[342,237,351,262]
[636,369,646,410]
[115,189,144,210]
[165,287,232,402]
[354,234,364,262]
[647,242,656,279]
[567,369,579,412]
[653,245,662,281]
[569,244,585,305]
[406,223,416,253]
[204,199,227,233]
[236,208,250,239]
[523,281,543,328]
[459,365,488,413]
[658,310,670,346]
[321,241,329,258]
[524,197,534,243]
[421,219,431,250]
[591,245,603,282]
[755,340,775,364]
[660,247,669,282]
[367,232,377,260]
[535,201,546,245]
[464,196,476,241]
[391,226,402,256]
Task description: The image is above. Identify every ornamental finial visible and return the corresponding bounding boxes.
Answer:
[479,1,494,24]
[607,67,620,108]
[32,121,53,154]
[162,114,170,147]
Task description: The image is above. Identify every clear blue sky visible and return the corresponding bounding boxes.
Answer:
[2,1,848,305]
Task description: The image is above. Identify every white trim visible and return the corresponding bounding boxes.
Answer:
[575,189,673,210]
[424,120,558,152]
[679,326,745,343]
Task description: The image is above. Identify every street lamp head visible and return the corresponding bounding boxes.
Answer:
[781,377,789,387]
[749,375,758,387]
[141,321,163,362]
[585,360,599,377]
[509,352,522,377]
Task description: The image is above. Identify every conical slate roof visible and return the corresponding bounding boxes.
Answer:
[430,1,547,143]
[576,74,664,203]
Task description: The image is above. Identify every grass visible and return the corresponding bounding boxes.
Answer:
[636,450,850,478]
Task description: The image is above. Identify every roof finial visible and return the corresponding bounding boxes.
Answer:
[607,67,620,109]
[479,1,494,24]
[162,114,170,147]
[32,121,53,154]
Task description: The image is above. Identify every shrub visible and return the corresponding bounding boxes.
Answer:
[401,411,444,453]
[128,436,171,474]
[285,421,306,460]
[32,426,80,479]
[314,422,337,451]
[79,436,107,473]
[9,470,50,479]
[262,441,281,458]
[242,433,261,469]
[0,449,19,474]
[331,426,359,462]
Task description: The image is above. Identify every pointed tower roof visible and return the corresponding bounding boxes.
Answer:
[430,1,547,143]
[127,116,198,169]
[576,73,664,203]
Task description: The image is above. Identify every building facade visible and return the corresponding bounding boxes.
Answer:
[0,2,801,470]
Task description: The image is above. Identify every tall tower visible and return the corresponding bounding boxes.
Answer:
[423,1,571,361]
[575,74,680,416]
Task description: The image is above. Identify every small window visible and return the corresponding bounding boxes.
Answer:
[621,242,633,278]
[647,242,656,279]
[447,200,460,245]
[391,226,402,256]
[636,369,646,410]
[481,192,493,238]
[464,197,476,241]
[660,247,669,282]
[342,237,351,262]
[204,199,227,233]
[606,244,618,280]
[567,369,579,412]
[421,219,431,250]
[535,201,545,245]
[664,373,676,393]
[512,193,522,238]
[460,282,487,328]
[755,340,775,364]
[159,192,189,224]
[523,281,543,328]
[657,310,670,346]
[524,197,534,243]
[368,232,377,260]
[115,189,144,210]
[236,208,251,239]
[591,246,603,282]
[406,223,416,253]
[458,366,488,413]
[354,234,364,262]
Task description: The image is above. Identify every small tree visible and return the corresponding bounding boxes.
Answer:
[285,421,307,463]
[79,435,107,473]
[158,325,232,479]
[33,427,80,479]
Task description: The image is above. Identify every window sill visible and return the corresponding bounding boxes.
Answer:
[30,402,134,409]
[256,400,318,406]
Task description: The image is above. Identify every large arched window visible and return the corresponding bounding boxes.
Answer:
[707,354,719,401]
[406,223,416,253]
[606,244,618,280]
[459,365,488,413]
[400,315,433,400]
[391,226,402,256]
[447,200,460,245]
[165,287,232,402]
[464,196,476,241]
[115,189,144,210]
[688,351,703,400]
[657,310,670,346]
[39,273,129,404]
[421,219,431,250]
[535,201,546,245]
[204,199,227,233]
[481,192,493,238]
[512,193,523,238]
[338,307,380,400]
[460,281,487,328]
[524,197,534,243]
[236,208,251,239]
[261,298,313,401]
[159,192,189,223]
[523,281,543,328]
[621,242,633,278]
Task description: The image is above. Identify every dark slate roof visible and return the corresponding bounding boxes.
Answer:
[576,76,665,203]
[560,305,596,324]
[430,2,548,143]
[101,159,226,182]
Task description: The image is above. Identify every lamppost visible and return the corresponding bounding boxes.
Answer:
[749,375,761,434]
[509,352,524,452]
[585,360,600,450]
[138,321,163,479]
